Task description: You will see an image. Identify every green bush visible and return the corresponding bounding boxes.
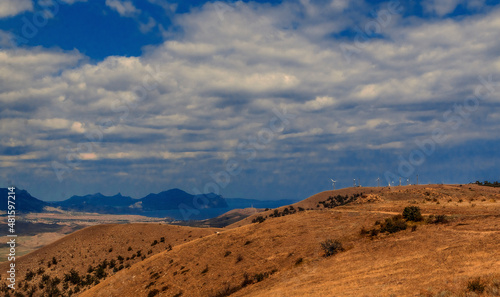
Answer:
[402,206,423,221]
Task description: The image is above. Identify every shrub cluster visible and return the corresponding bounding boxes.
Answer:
[379,215,407,234]
[318,193,362,209]
[252,216,266,223]
[269,206,298,218]
[426,214,448,224]
[475,180,500,187]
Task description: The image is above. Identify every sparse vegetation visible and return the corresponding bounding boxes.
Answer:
[252,215,266,223]
[380,215,408,234]
[64,269,81,285]
[475,180,500,187]
[427,214,448,224]
[467,277,485,293]
[318,193,362,209]
[320,239,344,257]
[210,284,240,297]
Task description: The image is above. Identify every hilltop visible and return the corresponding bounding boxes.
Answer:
[1,184,499,296]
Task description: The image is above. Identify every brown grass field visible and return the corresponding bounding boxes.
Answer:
[1,184,499,296]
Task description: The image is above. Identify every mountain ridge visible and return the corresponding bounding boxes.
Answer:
[0,188,296,218]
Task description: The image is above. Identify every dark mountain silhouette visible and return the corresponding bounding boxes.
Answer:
[140,188,228,210]
[54,193,137,213]
[0,188,48,213]
[1,188,295,220]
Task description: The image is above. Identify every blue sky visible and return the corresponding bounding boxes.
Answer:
[1,0,499,202]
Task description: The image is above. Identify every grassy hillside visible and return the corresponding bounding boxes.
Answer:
[2,184,499,296]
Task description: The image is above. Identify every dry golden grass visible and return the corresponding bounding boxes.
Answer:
[2,184,499,297]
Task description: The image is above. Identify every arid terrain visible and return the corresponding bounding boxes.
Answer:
[1,184,499,296]
[0,207,167,262]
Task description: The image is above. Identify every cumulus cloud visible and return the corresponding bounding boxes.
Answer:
[0,0,33,18]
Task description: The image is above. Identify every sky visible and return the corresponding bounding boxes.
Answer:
[0,0,499,202]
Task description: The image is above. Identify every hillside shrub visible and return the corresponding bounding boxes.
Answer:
[64,269,81,285]
[25,270,35,281]
[427,214,448,224]
[252,216,266,223]
[148,289,159,297]
[211,284,240,297]
[402,206,423,222]
[380,215,407,234]
[320,239,344,257]
[241,273,252,287]
[467,277,485,293]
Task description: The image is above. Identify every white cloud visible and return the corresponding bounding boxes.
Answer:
[105,0,140,17]
[2,1,500,198]
[0,0,33,18]
[423,0,462,16]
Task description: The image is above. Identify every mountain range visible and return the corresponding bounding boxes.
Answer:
[0,188,295,219]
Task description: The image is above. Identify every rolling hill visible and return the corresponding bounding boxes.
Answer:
[1,184,499,296]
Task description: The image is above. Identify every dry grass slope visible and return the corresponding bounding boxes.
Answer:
[2,184,500,296]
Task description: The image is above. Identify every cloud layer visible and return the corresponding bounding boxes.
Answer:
[1,0,500,201]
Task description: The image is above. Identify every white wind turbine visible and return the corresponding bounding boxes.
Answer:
[377,177,380,187]
[330,179,336,190]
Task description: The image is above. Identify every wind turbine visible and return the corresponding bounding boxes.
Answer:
[330,179,336,190]
[407,178,410,185]
[399,177,402,186]
[353,178,356,187]
[377,177,380,187]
